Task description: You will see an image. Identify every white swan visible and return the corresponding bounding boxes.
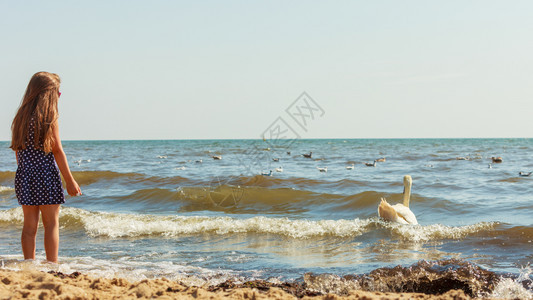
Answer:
[378,175,418,225]
[317,167,327,172]
[346,164,355,170]
[275,166,283,172]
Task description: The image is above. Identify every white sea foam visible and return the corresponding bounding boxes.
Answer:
[64,207,373,239]
[72,209,496,240]
[0,207,497,241]
[0,186,14,193]
[0,254,240,286]
[0,207,23,223]
[490,265,533,299]
[384,221,497,242]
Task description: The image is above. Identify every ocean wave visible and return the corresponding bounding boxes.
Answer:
[499,176,531,183]
[72,208,374,239]
[385,221,496,242]
[88,184,399,214]
[2,255,529,298]
[71,171,191,186]
[176,185,340,210]
[64,171,376,193]
[304,259,532,298]
[0,186,14,193]
[235,175,368,190]
[0,208,501,241]
[0,171,15,182]
[0,255,238,287]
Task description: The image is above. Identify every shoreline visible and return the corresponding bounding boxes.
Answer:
[0,269,473,300]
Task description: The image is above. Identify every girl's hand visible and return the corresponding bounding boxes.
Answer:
[66,180,82,196]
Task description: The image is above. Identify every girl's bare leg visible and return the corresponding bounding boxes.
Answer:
[21,205,40,260]
[40,204,61,263]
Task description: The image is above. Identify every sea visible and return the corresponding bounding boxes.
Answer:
[0,138,532,298]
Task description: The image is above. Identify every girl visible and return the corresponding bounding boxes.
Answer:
[10,71,81,263]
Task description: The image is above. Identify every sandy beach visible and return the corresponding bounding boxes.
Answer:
[0,269,473,300]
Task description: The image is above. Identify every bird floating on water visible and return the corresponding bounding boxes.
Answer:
[488,164,492,169]
[376,157,386,162]
[365,160,377,167]
[286,151,291,155]
[519,171,532,177]
[491,157,503,163]
[456,157,469,160]
[275,166,283,172]
[317,167,327,173]
[175,166,186,170]
[195,159,203,163]
[273,158,280,162]
[378,175,418,225]
[302,152,313,158]
[261,170,273,176]
[212,155,222,160]
[346,164,355,170]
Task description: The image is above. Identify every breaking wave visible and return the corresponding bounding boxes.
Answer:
[0,207,499,241]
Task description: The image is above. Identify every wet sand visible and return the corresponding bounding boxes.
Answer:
[0,269,471,299]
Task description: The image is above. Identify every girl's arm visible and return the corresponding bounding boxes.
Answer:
[51,120,82,196]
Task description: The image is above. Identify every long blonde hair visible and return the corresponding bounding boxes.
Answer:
[10,72,61,153]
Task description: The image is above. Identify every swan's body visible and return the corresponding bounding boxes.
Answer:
[519,171,532,177]
[346,164,355,170]
[212,155,222,160]
[378,175,418,225]
[376,157,386,162]
[302,152,313,158]
[275,166,283,172]
[261,170,273,176]
[273,158,280,162]
[317,167,327,172]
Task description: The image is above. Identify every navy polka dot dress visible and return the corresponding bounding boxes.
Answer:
[15,117,65,206]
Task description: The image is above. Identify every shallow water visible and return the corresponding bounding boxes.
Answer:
[1,139,532,297]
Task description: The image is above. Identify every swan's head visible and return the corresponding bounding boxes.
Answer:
[402,175,412,207]
[403,175,412,185]
[403,175,412,194]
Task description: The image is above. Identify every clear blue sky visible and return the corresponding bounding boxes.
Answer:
[1,1,532,140]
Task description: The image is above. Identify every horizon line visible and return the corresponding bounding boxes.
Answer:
[1,137,532,143]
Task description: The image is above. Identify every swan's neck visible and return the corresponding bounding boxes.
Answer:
[403,182,411,207]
